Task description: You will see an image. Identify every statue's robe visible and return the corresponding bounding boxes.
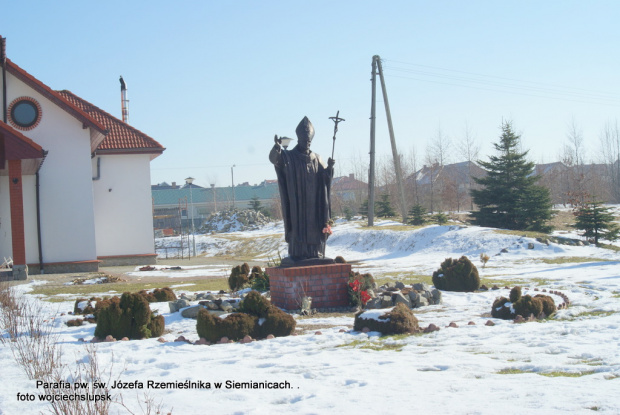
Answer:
[269,144,333,260]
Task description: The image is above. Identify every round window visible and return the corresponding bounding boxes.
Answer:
[8,97,42,130]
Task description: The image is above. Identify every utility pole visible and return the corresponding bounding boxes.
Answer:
[371,55,408,223]
[231,164,236,209]
[368,57,378,226]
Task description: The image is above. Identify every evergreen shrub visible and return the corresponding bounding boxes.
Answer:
[138,287,177,302]
[432,256,480,292]
[197,291,295,341]
[491,287,556,320]
[196,309,258,342]
[95,292,164,340]
[353,303,419,335]
[228,264,250,291]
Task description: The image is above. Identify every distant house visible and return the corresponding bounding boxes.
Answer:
[0,37,164,278]
[407,161,486,212]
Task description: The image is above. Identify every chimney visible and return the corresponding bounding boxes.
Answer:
[171,181,177,189]
[119,76,129,123]
[349,173,354,179]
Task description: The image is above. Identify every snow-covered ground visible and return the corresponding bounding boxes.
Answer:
[2,220,620,414]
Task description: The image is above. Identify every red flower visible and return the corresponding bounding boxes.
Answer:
[360,290,371,305]
[322,225,333,235]
[349,280,361,292]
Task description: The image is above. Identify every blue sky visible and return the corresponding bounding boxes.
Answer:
[2,1,619,187]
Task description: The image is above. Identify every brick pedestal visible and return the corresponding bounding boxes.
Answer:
[267,263,352,310]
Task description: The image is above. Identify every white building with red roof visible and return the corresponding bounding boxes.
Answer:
[0,37,164,278]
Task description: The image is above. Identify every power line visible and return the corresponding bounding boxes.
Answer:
[382,59,620,107]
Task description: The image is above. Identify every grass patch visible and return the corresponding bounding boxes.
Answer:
[30,277,229,302]
[576,310,616,319]
[538,257,612,265]
[337,338,408,352]
[497,368,532,375]
[497,368,596,377]
[493,229,550,239]
[597,243,620,252]
[539,370,596,378]
[373,272,432,287]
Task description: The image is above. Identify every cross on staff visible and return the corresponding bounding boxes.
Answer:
[329,111,345,160]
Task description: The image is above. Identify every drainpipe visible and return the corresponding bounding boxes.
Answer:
[92,156,101,180]
[35,151,48,274]
[1,36,7,123]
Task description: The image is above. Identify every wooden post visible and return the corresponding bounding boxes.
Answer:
[376,56,408,223]
[368,56,377,226]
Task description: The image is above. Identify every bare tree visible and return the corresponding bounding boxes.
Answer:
[456,122,480,210]
[599,120,620,202]
[428,125,451,167]
[406,145,421,206]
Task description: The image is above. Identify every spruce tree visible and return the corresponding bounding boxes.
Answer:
[376,194,396,218]
[249,196,262,212]
[359,199,369,217]
[573,202,620,244]
[471,122,553,232]
[408,204,427,225]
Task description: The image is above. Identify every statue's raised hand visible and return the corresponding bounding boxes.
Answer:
[328,158,335,168]
[274,135,281,146]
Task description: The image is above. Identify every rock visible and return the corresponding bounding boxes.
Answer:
[181,305,203,319]
[485,320,495,326]
[362,327,370,333]
[393,292,411,308]
[480,285,489,291]
[105,335,116,342]
[339,329,347,333]
[448,322,458,328]
[514,315,525,323]
[430,289,442,305]
[174,335,191,343]
[365,298,382,309]
[468,321,476,325]
[412,283,431,292]
[500,248,509,253]
[415,296,429,308]
[218,336,229,344]
[78,338,85,342]
[180,293,196,301]
[380,295,393,308]
[492,285,500,290]
[423,324,439,333]
[408,290,420,305]
[157,337,166,343]
[169,299,190,313]
[527,243,535,249]
[121,337,129,341]
[203,301,220,310]
[194,338,210,345]
[395,281,406,290]
[266,334,275,339]
[220,301,234,312]
[315,331,322,335]
[205,294,218,301]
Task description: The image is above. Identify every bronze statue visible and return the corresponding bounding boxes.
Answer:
[269,116,335,266]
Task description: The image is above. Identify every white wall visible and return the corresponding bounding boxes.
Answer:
[0,176,11,260]
[7,73,98,264]
[92,154,155,257]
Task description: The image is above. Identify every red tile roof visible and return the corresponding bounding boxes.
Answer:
[57,90,165,157]
[0,120,45,160]
[5,59,107,135]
